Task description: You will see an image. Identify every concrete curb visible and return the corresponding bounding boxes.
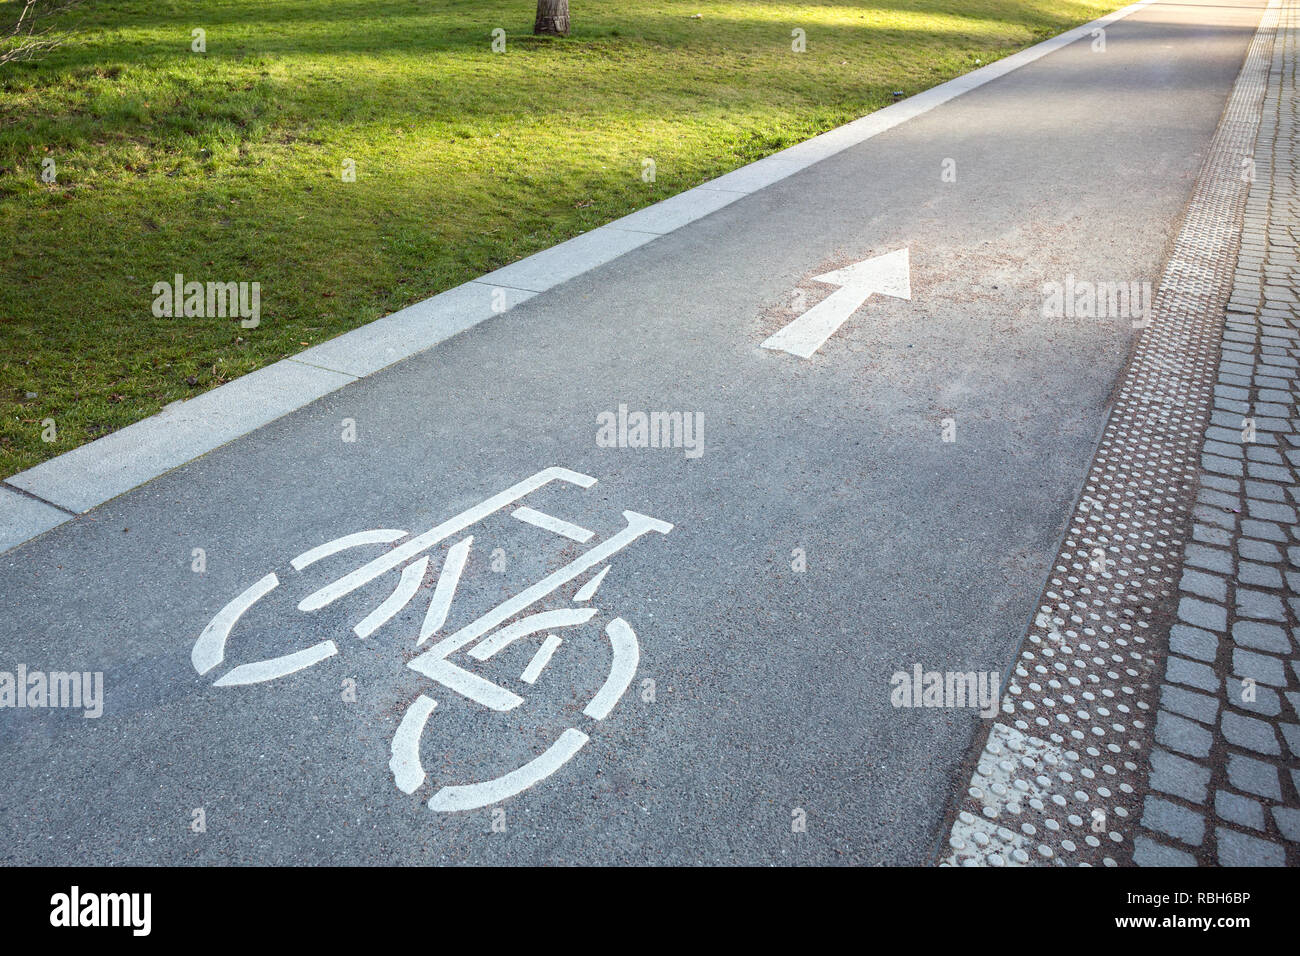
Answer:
[0,0,1157,552]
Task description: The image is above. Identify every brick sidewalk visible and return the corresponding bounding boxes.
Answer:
[1134,0,1300,865]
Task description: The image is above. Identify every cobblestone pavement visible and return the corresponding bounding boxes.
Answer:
[1132,0,1300,866]
[942,0,1296,866]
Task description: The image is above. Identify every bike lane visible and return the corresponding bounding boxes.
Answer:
[0,0,1267,864]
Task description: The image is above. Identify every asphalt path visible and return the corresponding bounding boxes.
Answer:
[0,0,1268,864]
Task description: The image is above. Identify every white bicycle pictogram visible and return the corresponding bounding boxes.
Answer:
[190,466,673,811]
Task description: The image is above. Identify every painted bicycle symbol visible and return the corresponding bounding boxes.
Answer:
[190,467,673,811]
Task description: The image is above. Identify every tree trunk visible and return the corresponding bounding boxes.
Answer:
[534,0,570,36]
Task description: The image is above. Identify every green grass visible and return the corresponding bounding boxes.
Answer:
[0,0,1114,478]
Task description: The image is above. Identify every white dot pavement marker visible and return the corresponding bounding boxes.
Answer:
[0,0,1161,554]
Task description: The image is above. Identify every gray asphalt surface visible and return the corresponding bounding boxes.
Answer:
[0,0,1268,864]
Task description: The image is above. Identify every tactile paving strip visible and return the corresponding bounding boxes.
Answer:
[939,0,1285,866]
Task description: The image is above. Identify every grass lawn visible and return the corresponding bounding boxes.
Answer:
[0,0,1114,479]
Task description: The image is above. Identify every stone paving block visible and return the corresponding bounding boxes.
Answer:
[1178,596,1228,632]
[1133,836,1197,867]
[1168,655,1220,692]
[1214,790,1265,830]
[1233,647,1288,686]
[1206,439,1248,463]
[1241,519,1286,541]
[1216,827,1286,866]
[1245,447,1286,466]
[1237,537,1281,562]
[1225,752,1283,800]
[1155,709,1214,758]
[1159,685,1220,725]
[1169,624,1219,662]
[1236,684,1282,717]
[1217,384,1251,402]
[1237,560,1284,588]
[1202,472,1242,492]
[1194,504,1237,529]
[1218,384,1251,401]
[1246,462,1291,482]
[1231,620,1293,653]
[1195,524,1233,547]
[1273,807,1300,843]
[1198,488,1240,510]
[1255,399,1293,413]
[1179,570,1228,603]
[1255,415,1292,431]
[1221,711,1281,754]
[1148,746,1212,803]
[1188,542,1235,573]
[1211,411,1248,430]
[1141,796,1205,846]
[1281,723,1300,757]
[1207,426,1248,445]
[1245,479,1284,499]
[1235,587,1287,622]
[1202,454,1244,477]
[1248,400,1289,416]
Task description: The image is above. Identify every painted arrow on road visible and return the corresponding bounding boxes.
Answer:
[761,248,911,358]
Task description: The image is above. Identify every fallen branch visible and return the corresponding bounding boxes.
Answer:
[1,0,85,66]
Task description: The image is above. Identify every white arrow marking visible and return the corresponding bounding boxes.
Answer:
[761,247,911,358]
